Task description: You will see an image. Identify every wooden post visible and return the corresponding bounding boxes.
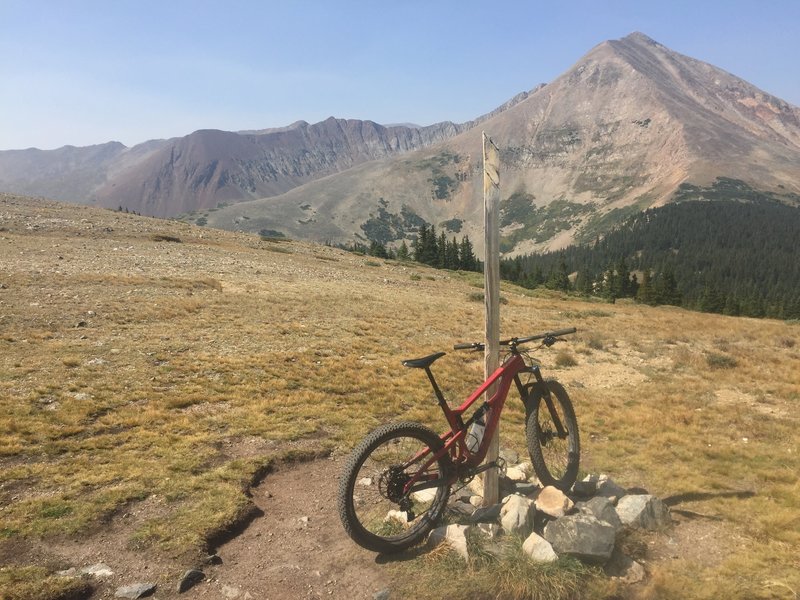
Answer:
[482,132,501,507]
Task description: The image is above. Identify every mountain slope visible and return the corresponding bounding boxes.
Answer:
[0,141,130,202]
[502,188,800,318]
[90,119,473,216]
[0,119,477,217]
[0,88,538,217]
[203,32,800,256]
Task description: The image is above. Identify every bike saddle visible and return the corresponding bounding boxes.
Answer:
[402,352,446,369]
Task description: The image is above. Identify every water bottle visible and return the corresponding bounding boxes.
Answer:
[466,405,489,452]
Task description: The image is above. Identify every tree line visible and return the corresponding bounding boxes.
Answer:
[500,199,800,320]
[334,224,481,272]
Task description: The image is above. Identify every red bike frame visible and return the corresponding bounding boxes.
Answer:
[401,351,535,496]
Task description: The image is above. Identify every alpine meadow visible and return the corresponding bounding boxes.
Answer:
[1,194,798,599]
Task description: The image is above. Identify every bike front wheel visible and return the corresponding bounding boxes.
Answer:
[525,379,580,491]
[337,421,452,553]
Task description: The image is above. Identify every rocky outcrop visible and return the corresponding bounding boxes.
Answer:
[425,463,669,584]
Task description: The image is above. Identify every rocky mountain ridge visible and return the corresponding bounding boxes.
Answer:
[0,118,473,217]
[2,32,799,255]
[199,32,800,256]
[0,88,537,218]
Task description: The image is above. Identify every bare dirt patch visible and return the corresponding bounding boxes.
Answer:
[0,456,391,600]
[2,456,742,600]
[200,456,390,600]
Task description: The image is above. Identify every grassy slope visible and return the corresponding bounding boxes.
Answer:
[0,194,798,599]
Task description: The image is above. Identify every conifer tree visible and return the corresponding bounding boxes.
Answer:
[436,231,447,268]
[413,227,426,263]
[445,237,460,270]
[546,256,570,291]
[369,240,388,258]
[629,273,639,298]
[637,270,656,305]
[414,224,439,266]
[699,285,725,313]
[396,240,410,261]
[723,294,741,316]
[655,265,681,306]
[459,235,477,272]
[616,257,631,297]
[574,270,593,295]
[603,265,618,301]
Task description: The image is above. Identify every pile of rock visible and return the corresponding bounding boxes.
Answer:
[426,461,671,582]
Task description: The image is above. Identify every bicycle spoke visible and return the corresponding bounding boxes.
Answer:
[339,423,451,552]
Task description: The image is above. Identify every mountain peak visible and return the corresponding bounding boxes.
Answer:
[621,31,659,45]
[3,32,799,241]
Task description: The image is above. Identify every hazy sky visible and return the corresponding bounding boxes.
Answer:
[1,0,798,150]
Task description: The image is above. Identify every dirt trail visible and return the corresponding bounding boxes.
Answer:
[0,457,392,600]
[2,453,739,600]
[190,456,391,600]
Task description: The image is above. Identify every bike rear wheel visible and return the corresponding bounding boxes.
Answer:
[337,421,452,553]
[525,379,580,491]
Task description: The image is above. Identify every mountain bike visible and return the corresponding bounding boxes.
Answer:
[337,328,579,553]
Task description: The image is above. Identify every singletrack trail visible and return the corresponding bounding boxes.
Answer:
[195,456,391,600]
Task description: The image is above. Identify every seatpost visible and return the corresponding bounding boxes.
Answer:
[424,366,468,431]
[423,367,448,409]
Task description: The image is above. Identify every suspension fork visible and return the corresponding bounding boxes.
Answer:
[515,366,567,436]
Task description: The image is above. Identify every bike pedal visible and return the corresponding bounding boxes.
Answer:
[496,457,507,475]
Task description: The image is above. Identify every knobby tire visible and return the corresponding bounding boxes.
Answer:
[337,421,452,554]
[525,379,580,491]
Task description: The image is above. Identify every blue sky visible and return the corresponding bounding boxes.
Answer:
[1,0,798,150]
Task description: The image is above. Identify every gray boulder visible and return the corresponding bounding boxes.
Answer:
[177,569,205,593]
[578,496,623,531]
[543,513,616,564]
[115,583,157,599]
[595,474,627,499]
[466,502,502,524]
[616,494,670,530]
[500,494,536,536]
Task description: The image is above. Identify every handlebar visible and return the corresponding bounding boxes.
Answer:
[453,342,483,350]
[454,327,577,351]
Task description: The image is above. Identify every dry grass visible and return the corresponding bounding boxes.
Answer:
[1,194,799,598]
[0,566,91,600]
[391,533,607,600]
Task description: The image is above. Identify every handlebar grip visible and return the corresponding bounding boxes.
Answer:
[549,327,577,337]
[454,342,483,350]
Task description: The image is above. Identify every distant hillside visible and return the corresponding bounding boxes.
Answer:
[0,119,472,217]
[0,90,538,218]
[501,184,800,319]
